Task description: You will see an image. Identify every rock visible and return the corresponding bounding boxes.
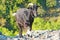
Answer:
[0,30,60,40]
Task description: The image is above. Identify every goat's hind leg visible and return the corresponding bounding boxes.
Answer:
[18,23,23,38]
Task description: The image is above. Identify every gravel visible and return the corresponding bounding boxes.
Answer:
[0,30,60,40]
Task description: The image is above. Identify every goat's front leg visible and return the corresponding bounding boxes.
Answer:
[26,26,32,37]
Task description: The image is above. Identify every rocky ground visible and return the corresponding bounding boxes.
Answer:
[0,30,60,40]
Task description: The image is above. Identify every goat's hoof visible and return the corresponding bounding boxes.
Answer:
[19,35,23,38]
[27,34,32,38]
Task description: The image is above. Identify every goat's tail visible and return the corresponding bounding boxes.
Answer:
[12,13,16,16]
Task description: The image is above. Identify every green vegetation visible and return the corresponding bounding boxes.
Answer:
[46,0,56,7]
[32,17,60,30]
[0,0,60,37]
